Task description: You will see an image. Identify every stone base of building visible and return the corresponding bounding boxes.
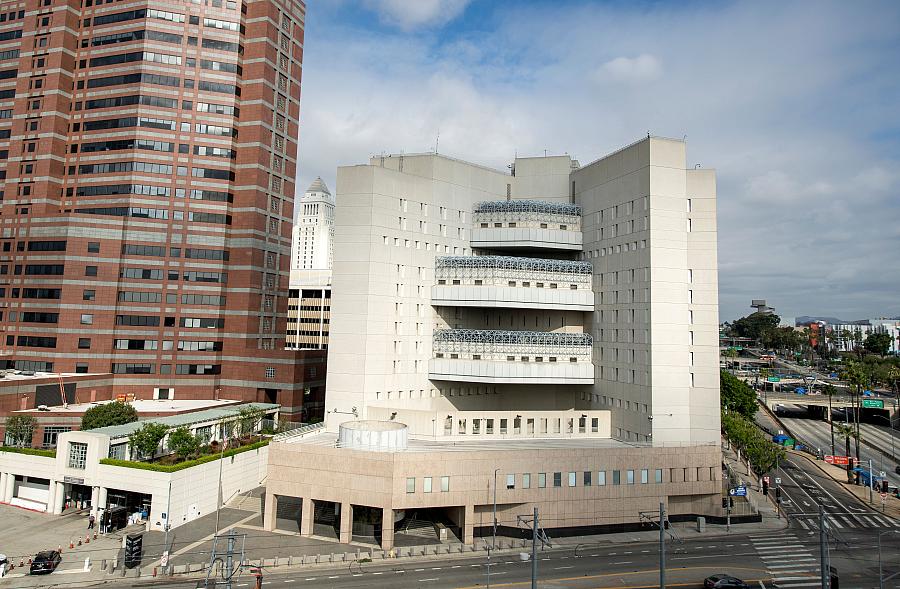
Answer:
[264,431,724,549]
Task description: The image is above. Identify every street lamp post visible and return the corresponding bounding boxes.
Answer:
[878,530,900,589]
[487,468,499,589]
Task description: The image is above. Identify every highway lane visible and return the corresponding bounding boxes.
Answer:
[777,406,900,482]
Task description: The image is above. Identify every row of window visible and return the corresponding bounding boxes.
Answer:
[78,161,173,175]
[80,93,176,111]
[404,469,669,494]
[110,363,224,375]
[73,207,232,225]
[84,28,183,48]
[120,268,228,283]
[84,73,240,96]
[112,339,223,351]
[115,315,225,328]
[118,291,226,306]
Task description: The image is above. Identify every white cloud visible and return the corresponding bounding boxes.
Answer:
[362,0,471,31]
[298,1,900,321]
[597,54,662,82]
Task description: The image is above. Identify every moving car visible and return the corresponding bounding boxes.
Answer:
[30,550,61,575]
[704,574,751,588]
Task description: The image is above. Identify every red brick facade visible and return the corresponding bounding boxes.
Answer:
[0,0,317,417]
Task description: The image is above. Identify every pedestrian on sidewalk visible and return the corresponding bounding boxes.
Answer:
[88,514,95,530]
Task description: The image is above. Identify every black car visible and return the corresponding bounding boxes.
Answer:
[30,550,61,575]
[704,574,751,589]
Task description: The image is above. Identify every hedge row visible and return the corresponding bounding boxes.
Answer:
[100,439,270,473]
[0,446,56,458]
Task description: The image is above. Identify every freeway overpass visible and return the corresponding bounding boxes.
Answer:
[763,392,898,425]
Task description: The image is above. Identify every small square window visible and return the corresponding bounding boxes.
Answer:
[553,472,562,488]
[597,471,606,486]
[423,477,432,493]
[626,470,635,484]
[538,473,546,488]
[567,472,576,487]
[85,266,97,276]
[77,338,90,349]
[522,473,531,489]
[80,314,93,325]
[265,367,275,378]
[583,471,592,486]
[75,363,88,374]
[406,477,415,493]
[440,476,449,492]
[82,290,95,301]
[506,474,515,490]
[612,470,621,485]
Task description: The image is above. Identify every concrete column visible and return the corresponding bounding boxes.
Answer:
[4,473,15,504]
[0,472,7,502]
[300,497,314,536]
[91,486,100,514]
[52,481,65,515]
[380,507,394,550]
[46,479,57,513]
[339,502,352,544]
[463,504,475,545]
[98,487,107,511]
[263,493,277,531]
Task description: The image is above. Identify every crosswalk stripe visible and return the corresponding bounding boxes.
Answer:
[761,557,818,564]
[838,515,855,528]
[768,563,821,569]
[773,582,822,587]
[757,547,812,554]
[773,576,819,581]
[797,520,809,530]
[826,516,842,528]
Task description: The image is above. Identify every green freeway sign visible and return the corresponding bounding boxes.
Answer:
[767,377,781,383]
[862,399,884,409]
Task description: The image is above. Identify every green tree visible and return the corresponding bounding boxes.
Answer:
[840,360,870,471]
[82,401,138,430]
[720,370,758,418]
[128,422,169,461]
[721,412,786,474]
[4,414,37,447]
[237,406,265,437]
[864,332,893,357]
[167,426,201,460]
[729,312,781,343]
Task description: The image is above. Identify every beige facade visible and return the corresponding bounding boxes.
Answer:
[265,137,723,545]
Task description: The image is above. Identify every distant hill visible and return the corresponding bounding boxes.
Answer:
[795,316,869,326]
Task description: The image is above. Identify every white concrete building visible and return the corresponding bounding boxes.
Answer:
[0,403,276,531]
[291,177,335,271]
[829,319,900,354]
[265,137,724,547]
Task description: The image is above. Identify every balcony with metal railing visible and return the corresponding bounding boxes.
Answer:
[433,256,594,311]
[429,329,594,384]
[471,200,583,251]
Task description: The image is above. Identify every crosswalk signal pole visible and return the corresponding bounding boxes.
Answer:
[659,502,666,589]
[819,505,829,589]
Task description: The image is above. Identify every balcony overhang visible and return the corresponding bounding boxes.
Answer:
[432,285,594,311]
[429,358,595,384]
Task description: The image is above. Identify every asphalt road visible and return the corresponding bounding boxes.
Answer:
[127,534,780,589]
[776,405,900,482]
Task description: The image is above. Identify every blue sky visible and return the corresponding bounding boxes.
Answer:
[296,0,900,321]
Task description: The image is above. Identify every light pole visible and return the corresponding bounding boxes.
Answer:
[487,468,499,589]
[878,530,900,589]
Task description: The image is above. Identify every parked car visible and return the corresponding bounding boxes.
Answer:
[30,550,61,575]
[704,574,751,588]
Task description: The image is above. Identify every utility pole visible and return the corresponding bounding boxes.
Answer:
[487,468,499,589]
[819,505,830,589]
[659,502,666,589]
[225,529,236,589]
[531,507,538,589]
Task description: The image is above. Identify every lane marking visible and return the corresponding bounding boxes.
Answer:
[554,566,574,570]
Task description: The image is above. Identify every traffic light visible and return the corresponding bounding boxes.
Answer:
[722,497,728,509]
[729,497,735,508]
[775,487,782,503]
[762,480,769,495]
[124,533,142,569]
[882,479,889,493]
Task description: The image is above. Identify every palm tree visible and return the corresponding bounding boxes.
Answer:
[835,423,857,482]
[841,360,869,471]
[823,384,837,456]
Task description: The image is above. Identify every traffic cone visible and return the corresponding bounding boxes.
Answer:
[85,535,90,544]
[58,544,63,553]
[69,540,75,549]
[77,539,82,546]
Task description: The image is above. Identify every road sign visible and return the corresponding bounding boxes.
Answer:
[881,471,887,477]
[775,478,782,484]
[862,399,884,409]
[767,376,781,382]
[882,492,888,499]
[729,486,748,497]
[795,387,807,394]
[160,551,169,568]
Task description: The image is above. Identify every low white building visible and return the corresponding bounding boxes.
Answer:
[0,403,277,531]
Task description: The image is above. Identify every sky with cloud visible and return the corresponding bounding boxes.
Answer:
[294,0,900,322]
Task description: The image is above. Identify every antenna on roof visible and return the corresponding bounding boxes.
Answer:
[435,128,440,154]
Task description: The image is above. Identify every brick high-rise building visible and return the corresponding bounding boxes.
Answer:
[0,0,313,411]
